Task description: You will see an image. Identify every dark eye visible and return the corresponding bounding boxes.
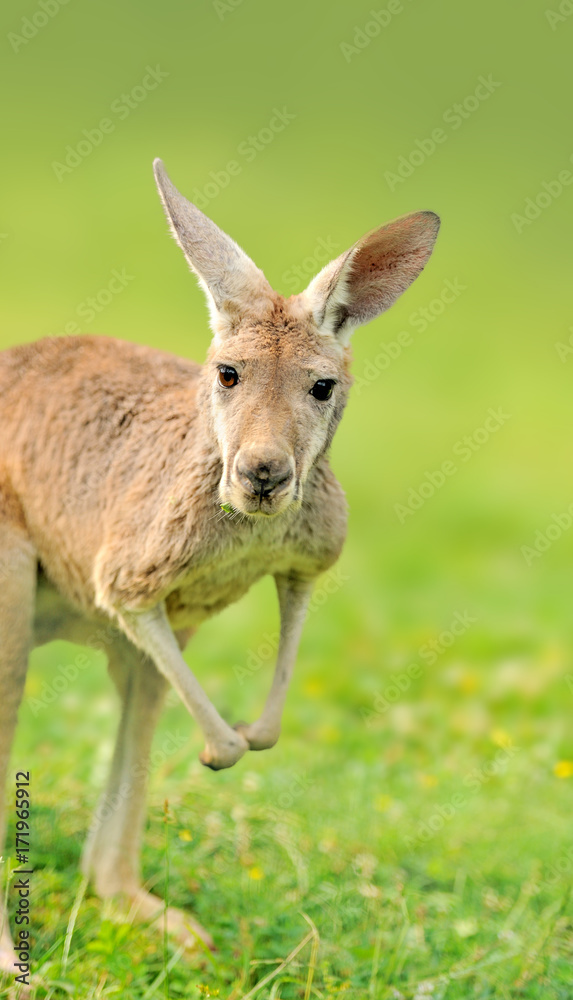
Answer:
[217,366,239,388]
[310,379,335,401]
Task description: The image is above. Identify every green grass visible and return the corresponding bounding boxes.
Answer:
[2,510,573,998]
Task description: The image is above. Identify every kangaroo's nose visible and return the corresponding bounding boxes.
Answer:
[237,457,293,497]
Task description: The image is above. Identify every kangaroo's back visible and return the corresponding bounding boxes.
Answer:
[0,334,202,471]
[0,334,201,409]
[0,335,204,606]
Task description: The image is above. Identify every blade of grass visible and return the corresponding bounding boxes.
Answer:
[300,912,319,1000]
[61,875,88,973]
[142,944,185,1000]
[368,925,383,998]
[240,927,315,1000]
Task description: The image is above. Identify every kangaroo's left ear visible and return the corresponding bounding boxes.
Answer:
[299,211,440,344]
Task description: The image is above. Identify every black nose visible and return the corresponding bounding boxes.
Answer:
[237,460,293,497]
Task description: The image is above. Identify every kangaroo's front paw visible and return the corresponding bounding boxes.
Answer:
[234,720,280,751]
[199,729,249,770]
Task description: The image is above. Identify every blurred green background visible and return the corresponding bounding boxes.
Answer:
[2,0,573,996]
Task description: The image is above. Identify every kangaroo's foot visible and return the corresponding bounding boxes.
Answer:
[234,719,280,751]
[199,728,249,770]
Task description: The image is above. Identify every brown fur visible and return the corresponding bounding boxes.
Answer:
[0,160,439,969]
[0,323,348,618]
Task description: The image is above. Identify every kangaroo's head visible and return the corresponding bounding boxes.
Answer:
[154,159,440,518]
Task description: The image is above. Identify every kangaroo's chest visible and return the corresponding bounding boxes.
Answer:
[164,529,318,629]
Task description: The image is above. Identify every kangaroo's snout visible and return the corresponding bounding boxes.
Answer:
[235,449,294,500]
[238,460,293,498]
[228,441,297,515]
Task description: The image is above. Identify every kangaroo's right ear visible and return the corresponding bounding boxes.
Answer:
[299,211,440,346]
[153,159,274,340]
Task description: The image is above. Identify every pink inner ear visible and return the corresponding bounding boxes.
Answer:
[346,213,440,323]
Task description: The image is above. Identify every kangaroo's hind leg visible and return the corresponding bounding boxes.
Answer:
[81,630,214,952]
[0,520,37,979]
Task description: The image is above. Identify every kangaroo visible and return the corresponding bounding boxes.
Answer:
[0,159,440,969]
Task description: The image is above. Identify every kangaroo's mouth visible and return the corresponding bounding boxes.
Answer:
[237,491,294,517]
[220,477,299,518]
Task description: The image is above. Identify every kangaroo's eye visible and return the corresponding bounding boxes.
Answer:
[218,366,239,388]
[310,379,335,401]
